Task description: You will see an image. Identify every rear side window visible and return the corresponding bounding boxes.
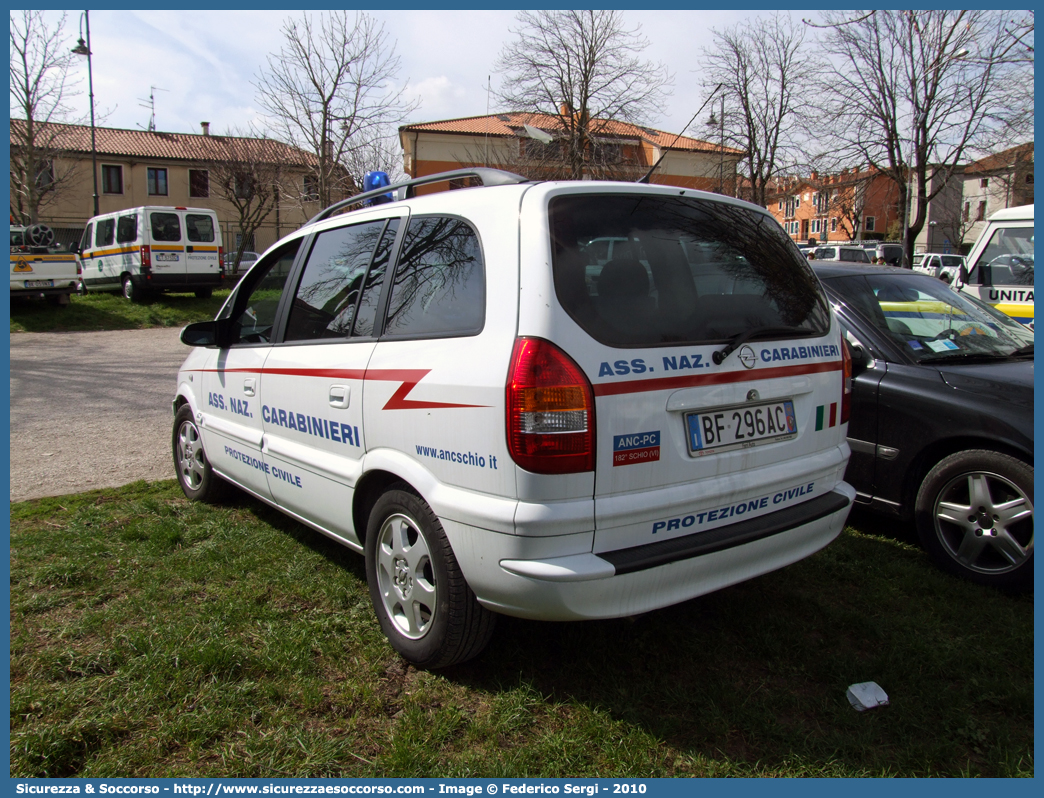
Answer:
[186,214,215,243]
[351,220,400,338]
[284,220,386,341]
[150,212,181,242]
[95,218,115,247]
[116,214,137,244]
[550,194,829,347]
[840,248,868,262]
[383,216,485,338]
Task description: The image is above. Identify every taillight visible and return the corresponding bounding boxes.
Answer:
[840,338,853,424]
[506,337,595,474]
[140,245,151,269]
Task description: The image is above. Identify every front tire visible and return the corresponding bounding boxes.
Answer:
[172,404,227,502]
[365,485,496,668]
[194,288,213,299]
[915,450,1033,590]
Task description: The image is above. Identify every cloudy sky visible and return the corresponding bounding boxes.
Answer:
[35,9,818,142]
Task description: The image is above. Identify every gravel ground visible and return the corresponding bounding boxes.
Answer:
[10,327,188,502]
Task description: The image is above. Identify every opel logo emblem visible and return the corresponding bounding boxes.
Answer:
[738,345,757,369]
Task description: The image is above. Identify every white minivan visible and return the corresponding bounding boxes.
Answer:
[173,170,855,668]
[77,206,224,301]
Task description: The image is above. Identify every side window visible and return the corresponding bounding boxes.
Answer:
[116,214,138,244]
[186,214,215,243]
[79,223,93,252]
[222,240,302,345]
[95,218,115,247]
[351,220,400,338]
[284,220,386,342]
[150,212,181,242]
[383,216,485,338]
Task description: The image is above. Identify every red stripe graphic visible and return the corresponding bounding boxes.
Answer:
[592,360,842,397]
[192,366,485,410]
[829,402,837,428]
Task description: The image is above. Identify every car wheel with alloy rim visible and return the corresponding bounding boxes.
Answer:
[914,449,1033,591]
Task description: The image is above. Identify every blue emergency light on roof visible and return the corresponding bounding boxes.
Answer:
[363,171,393,205]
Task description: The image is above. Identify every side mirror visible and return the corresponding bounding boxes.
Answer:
[849,343,871,375]
[979,263,993,287]
[958,264,969,286]
[180,319,230,348]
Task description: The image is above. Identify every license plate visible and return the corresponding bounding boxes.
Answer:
[686,399,797,455]
[24,280,54,288]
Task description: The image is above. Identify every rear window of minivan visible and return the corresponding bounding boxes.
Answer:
[150,212,181,242]
[550,194,829,347]
[186,214,215,242]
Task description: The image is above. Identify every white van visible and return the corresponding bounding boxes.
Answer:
[958,204,1034,328]
[173,169,855,668]
[77,206,224,301]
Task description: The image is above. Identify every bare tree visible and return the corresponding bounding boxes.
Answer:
[701,13,822,207]
[495,10,672,180]
[254,11,417,210]
[340,126,407,188]
[203,130,290,272]
[9,10,83,225]
[815,10,1033,265]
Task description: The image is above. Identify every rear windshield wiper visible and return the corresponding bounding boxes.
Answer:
[713,326,810,365]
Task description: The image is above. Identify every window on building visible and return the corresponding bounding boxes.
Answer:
[147,167,168,196]
[976,201,987,221]
[189,169,209,198]
[102,165,123,195]
[980,178,989,189]
[830,218,838,233]
[864,216,876,232]
[303,174,319,201]
[778,200,784,210]
[35,160,55,189]
[963,202,970,222]
[235,174,254,199]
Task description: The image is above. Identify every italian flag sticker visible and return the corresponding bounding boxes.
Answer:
[815,403,838,431]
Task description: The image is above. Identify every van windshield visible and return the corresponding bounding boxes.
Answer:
[549,194,829,347]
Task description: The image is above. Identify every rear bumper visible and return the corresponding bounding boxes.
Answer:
[445,483,854,621]
[138,272,224,291]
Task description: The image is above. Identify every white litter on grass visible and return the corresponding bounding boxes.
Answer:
[847,681,889,711]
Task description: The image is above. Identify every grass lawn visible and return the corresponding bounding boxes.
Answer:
[9,482,1033,778]
[10,289,232,333]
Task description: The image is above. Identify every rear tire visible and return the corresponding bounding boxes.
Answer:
[194,288,213,299]
[365,485,496,668]
[172,404,228,503]
[914,450,1033,591]
[122,274,145,302]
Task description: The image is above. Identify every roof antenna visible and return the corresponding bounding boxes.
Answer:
[136,86,169,132]
[638,83,724,184]
[484,75,491,167]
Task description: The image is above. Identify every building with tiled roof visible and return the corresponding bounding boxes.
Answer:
[959,142,1034,247]
[764,167,901,247]
[10,119,338,252]
[398,112,743,193]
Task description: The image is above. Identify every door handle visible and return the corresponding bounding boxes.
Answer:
[329,384,350,409]
[243,377,256,397]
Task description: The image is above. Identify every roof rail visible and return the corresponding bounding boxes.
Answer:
[306,168,530,226]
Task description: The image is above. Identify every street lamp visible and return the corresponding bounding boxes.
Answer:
[928,220,937,252]
[71,11,98,217]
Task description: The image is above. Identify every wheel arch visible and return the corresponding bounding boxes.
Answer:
[901,435,1034,519]
[353,469,417,548]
